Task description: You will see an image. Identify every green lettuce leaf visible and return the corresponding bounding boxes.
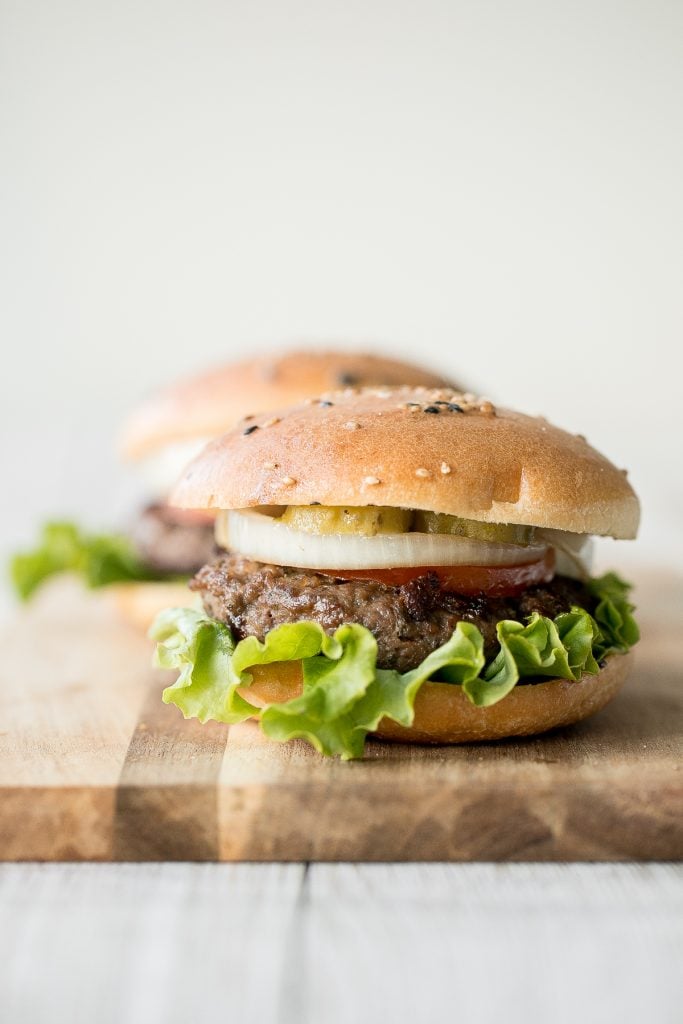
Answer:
[150,575,638,760]
[152,613,487,759]
[588,572,640,657]
[468,606,601,707]
[153,607,238,722]
[261,621,486,758]
[259,624,379,758]
[10,520,170,600]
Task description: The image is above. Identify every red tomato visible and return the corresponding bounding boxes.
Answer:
[316,548,556,597]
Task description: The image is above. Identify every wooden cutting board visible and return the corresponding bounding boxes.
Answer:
[1,572,681,861]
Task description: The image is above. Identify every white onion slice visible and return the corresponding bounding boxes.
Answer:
[538,529,594,580]
[216,509,549,570]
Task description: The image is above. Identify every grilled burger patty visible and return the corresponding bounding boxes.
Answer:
[191,553,593,673]
[131,503,217,575]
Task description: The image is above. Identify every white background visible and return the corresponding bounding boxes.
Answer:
[1,0,682,595]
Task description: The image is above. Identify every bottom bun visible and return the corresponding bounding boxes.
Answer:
[106,581,196,631]
[242,651,633,743]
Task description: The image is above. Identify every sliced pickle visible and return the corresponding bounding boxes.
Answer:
[412,511,535,545]
[280,505,413,536]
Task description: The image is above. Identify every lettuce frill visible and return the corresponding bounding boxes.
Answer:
[151,573,638,760]
[10,521,173,600]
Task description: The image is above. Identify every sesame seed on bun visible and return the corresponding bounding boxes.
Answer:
[171,386,640,539]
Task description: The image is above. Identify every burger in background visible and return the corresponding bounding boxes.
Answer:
[152,386,639,758]
[10,350,458,627]
[119,350,457,576]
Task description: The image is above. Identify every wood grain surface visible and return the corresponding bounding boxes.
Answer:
[1,572,681,861]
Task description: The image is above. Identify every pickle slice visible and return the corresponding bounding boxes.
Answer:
[412,511,535,545]
[281,505,413,536]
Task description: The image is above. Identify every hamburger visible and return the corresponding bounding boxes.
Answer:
[11,350,455,627]
[152,386,640,758]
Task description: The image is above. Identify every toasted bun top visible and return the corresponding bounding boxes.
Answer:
[121,350,454,460]
[171,387,640,539]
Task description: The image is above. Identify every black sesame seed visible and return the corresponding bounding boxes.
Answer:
[447,403,463,413]
[434,401,451,406]
[406,402,421,407]
[337,372,358,386]
[310,501,321,506]
[243,424,259,435]
[423,405,440,414]
[319,400,334,407]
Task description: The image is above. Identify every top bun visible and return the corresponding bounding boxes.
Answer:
[121,350,455,460]
[171,386,640,539]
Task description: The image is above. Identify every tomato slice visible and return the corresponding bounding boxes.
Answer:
[316,548,556,597]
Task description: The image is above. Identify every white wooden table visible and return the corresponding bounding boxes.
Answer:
[1,862,681,1023]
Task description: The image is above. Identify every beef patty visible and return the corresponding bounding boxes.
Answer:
[191,553,593,673]
[131,503,217,575]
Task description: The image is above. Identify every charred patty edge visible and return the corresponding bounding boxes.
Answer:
[190,553,594,674]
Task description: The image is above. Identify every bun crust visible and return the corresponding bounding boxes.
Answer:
[240,652,633,744]
[172,386,639,538]
[106,581,198,631]
[121,351,454,460]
